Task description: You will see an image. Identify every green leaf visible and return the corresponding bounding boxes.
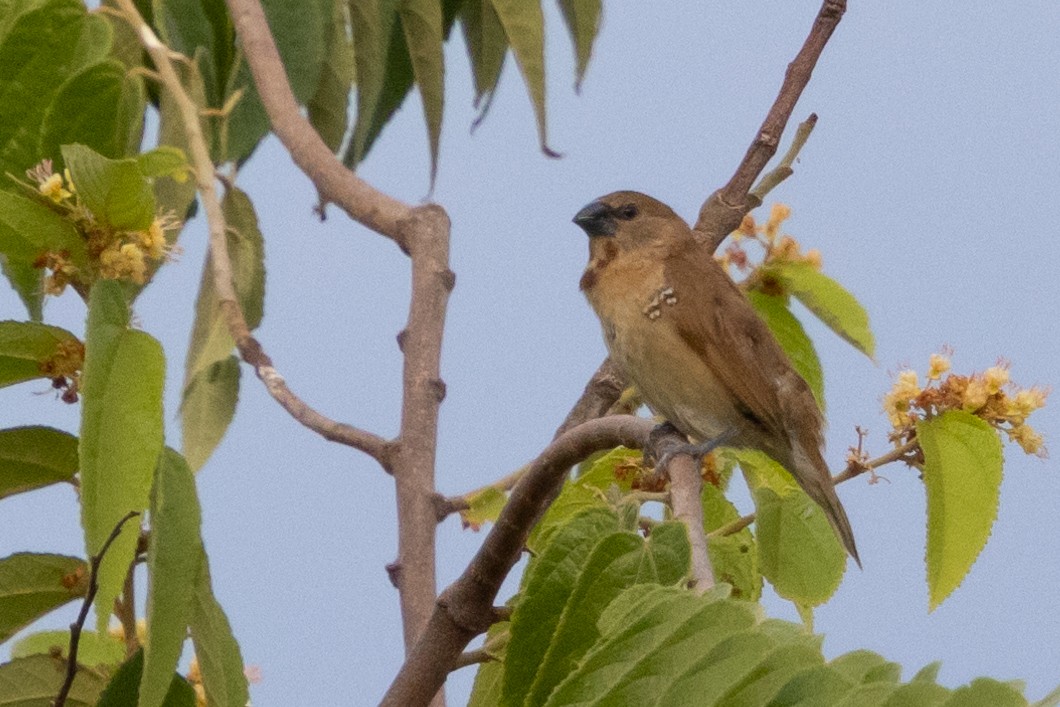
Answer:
[79,280,165,633]
[62,143,156,230]
[504,508,619,705]
[556,0,600,91]
[830,650,900,685]
[307,0,354,152]
[181,187,263,471]
[136,146,190,180]
[739,449,846,606]
[2,257,43,320]
[189,556,249,707]
[747,290,825,411]
[526,479,608,553]
[0,425,78,499]
[12,628,125,668]
[945,678,1027,707]
[918,410,1003,611]
[522,523,690,707]
[0,189,87,267]
[885,681,951,706]
[770,261,875,358]
[460,485,508,530]
[0,0,112,184]
[180,357,240,472]
[489,0,556,156]
[347,0,409,167]
[546,588,758,706]
[468,621,508,707]
[38,60,129,166]
[0,552,87,642]
[702,483,761,601]
[0,320,81,390]
[150,0,232,108]
[398,0,445,186]
[141,449,204,707]
[153,53,204,225]
[96,649,198,707]
[913,661,943,684]
[575,446,640,492]
[0,654,107,706]
[221,0,328,161]
[459,0,507,113]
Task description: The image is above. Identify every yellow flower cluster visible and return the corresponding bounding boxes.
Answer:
[884,353,1049,457]
[96,218,174,285]
[719,203,822,273]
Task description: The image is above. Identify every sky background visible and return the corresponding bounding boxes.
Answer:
[3,1,1060,704]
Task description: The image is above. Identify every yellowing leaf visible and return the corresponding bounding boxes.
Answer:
[460,485,508,530]
[918,411,1003,611]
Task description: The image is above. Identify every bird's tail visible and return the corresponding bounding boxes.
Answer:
[791,447,861,567]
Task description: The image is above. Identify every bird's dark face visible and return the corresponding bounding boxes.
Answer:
[573,191,687,254]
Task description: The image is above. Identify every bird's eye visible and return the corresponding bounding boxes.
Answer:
[618,204,639,220]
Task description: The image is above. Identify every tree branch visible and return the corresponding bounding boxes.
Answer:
[224,0,414,248]
[55,511,140,707]
[693,0,846,252]
[114,0,394,467]
[382,416,655,706]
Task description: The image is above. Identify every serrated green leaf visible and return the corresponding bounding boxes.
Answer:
[0,320,81,390]
[835,682,901,705]
[557,0,600,91]
[523,523,689,707]
[546,588,757,706]
[96,649,198,707]
[918,410,1003,611]
[141,449,204,707]
[80,280,164,633]
[771,261,875,358]
[0,0,112,185]
[772,664,856,705]
[180,357,240,472]
[489,0,556,155]
[189,556,249,707]
[703,483,761,601]
[180,188,263,471]
[0,425,78,499]
[0,190,87,267]
[398,0,444,185]
[912,661,943,684]
[38,60,128,167]
[0,654,107,706]
[944,678,1027,707]
[527,480,608,553]
[459,0,506,113]
[747,290,825,411]
[830,650,898,685]
[307,0,354,152]
[12,628,125,668]
[0,552,87,642]
[660,631,777,705]
[738,449,846,606]
[62,143,156,230]
[504,508,619,705]
[885,681,951,706]
[468,621,508,707]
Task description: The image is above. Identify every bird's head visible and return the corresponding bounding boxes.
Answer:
[572,191,689,256]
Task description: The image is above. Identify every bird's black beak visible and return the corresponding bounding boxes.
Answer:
[573,200,616,237]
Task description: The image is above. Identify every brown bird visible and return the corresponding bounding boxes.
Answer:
[574,190,859,565]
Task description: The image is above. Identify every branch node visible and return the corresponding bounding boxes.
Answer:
[386,561,403,589]
[429,378,447,404]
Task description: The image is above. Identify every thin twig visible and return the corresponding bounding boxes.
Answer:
[112,0,394,467]
[708,439,920,539]
[749,114,818,205]
[55,511,140,707]
[116,564,139,657]
[693,0,847,252]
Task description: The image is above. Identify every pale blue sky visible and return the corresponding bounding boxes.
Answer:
[2,2,1059,704]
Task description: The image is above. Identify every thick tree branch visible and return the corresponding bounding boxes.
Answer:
[382,416,655,706]
[114,0,394,467]
[225,0,413,248]
[693,0,846,252]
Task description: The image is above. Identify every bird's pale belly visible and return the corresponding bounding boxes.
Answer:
[602,310,743,445]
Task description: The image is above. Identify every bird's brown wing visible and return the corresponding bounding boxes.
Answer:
[664,248,824,451]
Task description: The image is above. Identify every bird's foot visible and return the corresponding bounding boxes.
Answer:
[647,422,734,474]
